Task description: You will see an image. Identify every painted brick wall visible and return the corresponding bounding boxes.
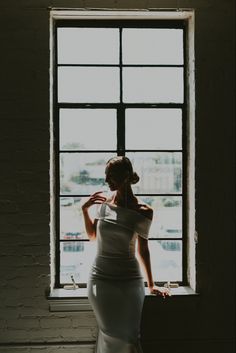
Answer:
[0,1,234,352]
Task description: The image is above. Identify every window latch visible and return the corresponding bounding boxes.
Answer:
[164,281,179,288]
[63,275,79,290]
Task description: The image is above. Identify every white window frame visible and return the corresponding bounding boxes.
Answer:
[48,9,196,308]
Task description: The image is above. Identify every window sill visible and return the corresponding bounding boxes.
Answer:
[47,286,199,312]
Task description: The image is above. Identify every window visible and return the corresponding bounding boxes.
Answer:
[51,12,195,290]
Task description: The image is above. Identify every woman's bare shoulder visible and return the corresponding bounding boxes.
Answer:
[136,203,153,220]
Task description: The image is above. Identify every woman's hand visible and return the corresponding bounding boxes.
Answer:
[82,191,107,212]
[149,285,171,298]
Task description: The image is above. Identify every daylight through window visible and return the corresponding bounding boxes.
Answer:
[54,20,188,287]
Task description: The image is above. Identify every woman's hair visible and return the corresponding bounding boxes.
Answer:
[106,156,140,185]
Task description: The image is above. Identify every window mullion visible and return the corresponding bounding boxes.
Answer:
[117,106,125,155]
[54,24,61,289]
[117,27,125,156]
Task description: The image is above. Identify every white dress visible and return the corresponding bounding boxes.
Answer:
[88,201,152,353]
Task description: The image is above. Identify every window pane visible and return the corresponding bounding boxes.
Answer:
[58,28,119,64]
[127,152,182,194]
[123,28,183,65]
[123,67,183,103]
[60,153,114,195]
[58,67,120,103]
[147,240,182,282]
[60,241,96,284]
[60,197,99,240]
[139,196,182,238]
[60,109,117,150]
[126,109,182,150]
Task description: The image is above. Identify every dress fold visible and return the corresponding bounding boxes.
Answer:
[96,329,144,353]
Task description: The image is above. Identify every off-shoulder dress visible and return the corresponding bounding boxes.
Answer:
[88,201,152,353]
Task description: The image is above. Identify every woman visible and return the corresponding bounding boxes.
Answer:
[82,156,170,353]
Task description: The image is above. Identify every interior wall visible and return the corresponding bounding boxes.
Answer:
[0,1,235,353]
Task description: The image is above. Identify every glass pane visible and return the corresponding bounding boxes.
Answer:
[123,67,183,103]
[60,197,100,240]
[58,67,120,103]
[146,240,182,282]
[123,28,183,65]
[60,109,117,150]
[126,152,182,194]
[58,27,119,64]
[60,241,97,284]
[126,109,182,150]
[138,196,182,238]
[60,153,114,195]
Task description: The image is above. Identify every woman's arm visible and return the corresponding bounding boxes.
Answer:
[82,208,97,240]
[137,236,154,288]
[137,236,170,298]
[136,206,170,298]
[81,191,106,241]
[136,206,155,289]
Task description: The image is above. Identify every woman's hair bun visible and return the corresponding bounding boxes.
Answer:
[130,172,140,184]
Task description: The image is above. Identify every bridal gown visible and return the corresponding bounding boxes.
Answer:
[88,201,152,353]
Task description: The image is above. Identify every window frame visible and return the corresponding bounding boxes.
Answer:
[50,10,195,293]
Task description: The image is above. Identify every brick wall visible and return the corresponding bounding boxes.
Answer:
[0,1,235,352]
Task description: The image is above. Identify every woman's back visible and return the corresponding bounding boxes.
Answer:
[90,202,151,281]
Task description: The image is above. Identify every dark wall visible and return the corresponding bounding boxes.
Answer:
[0,1,235,353]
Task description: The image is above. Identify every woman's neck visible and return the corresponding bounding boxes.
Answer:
[112,184,138,208]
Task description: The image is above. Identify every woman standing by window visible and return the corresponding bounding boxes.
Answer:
[82,156,170,353]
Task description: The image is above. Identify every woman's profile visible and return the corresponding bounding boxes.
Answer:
[82,156,170,353]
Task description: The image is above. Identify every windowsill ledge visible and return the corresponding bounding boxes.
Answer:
[47,287,199,312]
